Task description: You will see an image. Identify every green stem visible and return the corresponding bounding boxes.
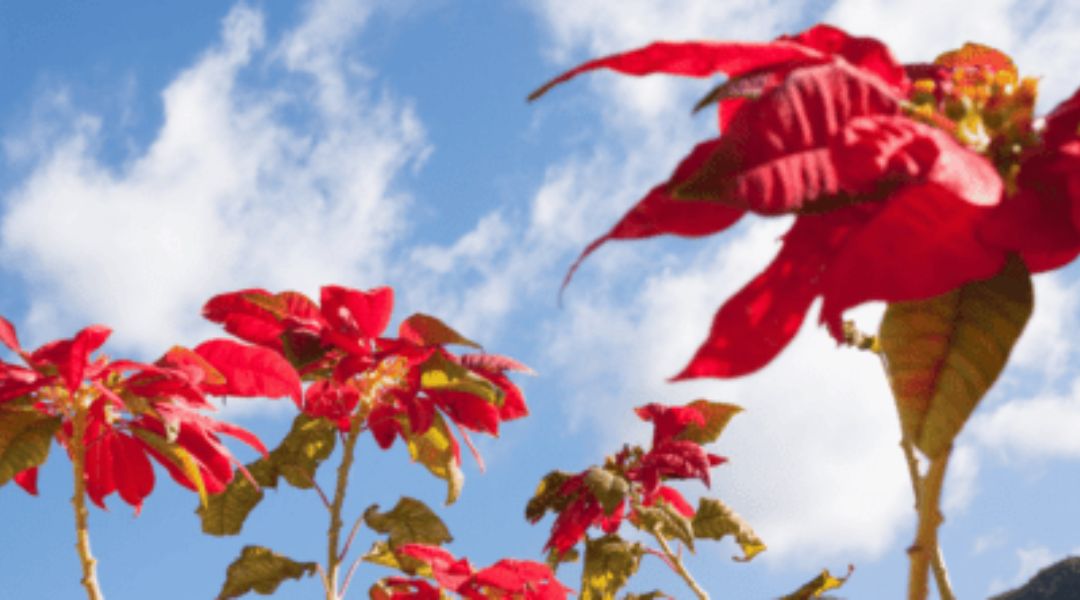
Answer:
[650,526,708,600]
[71,402,104,600]
[901,441,956,600]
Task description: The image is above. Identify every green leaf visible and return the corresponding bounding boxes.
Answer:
[676,400,742,445]
[691,497,766,561]
[197,414,335,536]
[779,565,854,600]
[364,496,454,549]
[583,468,630,516]
[402,413,464,504]
[400,313,482,348]
[581,535,644,600]
[270,414,337,489]
[198,461,276,536]
[216,545,317,599]
[0,409,60,486]
[879,256,1033,458]
[634,502,695,551]
[526,470,575,522]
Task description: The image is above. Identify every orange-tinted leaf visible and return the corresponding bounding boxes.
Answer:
[879,256,1032,458]
[400,314,480,349]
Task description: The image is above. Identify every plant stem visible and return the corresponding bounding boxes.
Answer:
[901,441,956,600]
[650,526,709,600]
[906,451,950,600]
[71,402,104,600]
[324,420,362,600]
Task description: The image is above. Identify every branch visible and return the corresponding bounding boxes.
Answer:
[70,395,104,600]
[650,526,709,600]
[906,451,951,600]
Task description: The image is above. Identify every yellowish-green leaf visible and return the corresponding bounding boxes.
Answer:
[583,467,629,516]
[216,545,317,599]
[420,352,502,406]
[0,409,59,486]
[581,535,644,600]
[270,414,337,489]
[677,400,742,445]
[403,413,464,504]
[635,502,695,551]
[691,497,766,561]
[546,546,580,571]
[879,257,1033,458]
[401,313,482,348]
[198,460,276,536]
[364,496,453,549]
[131,428,209,508]
[527,470,575,522]
[623,591,670,600]
[779,565,854,600]
[361,540,435,576]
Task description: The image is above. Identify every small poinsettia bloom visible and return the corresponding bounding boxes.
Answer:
[202,285,531,485]
[0,318,282,512]
[396,544,570,600]
[534,24,1071,380]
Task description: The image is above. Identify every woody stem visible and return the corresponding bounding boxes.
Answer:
[71,401,104,600]
[650,526,708,600]
[906,448,951,600]
[324,421,362,600]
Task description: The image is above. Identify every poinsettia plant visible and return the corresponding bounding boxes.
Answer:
[532,21,1080,600]
[0,317,298,599]
[194,284,540,600]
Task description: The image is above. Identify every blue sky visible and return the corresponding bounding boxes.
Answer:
[3,1,1080,598]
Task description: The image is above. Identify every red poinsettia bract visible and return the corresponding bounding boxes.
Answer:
[531,401,730,555]
[371,544,570,600]
[202,285,530,482]
[0,317,297,511]
[535,23,1080,379]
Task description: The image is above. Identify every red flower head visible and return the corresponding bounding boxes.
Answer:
[534,24,1077,379]
[0,318,287,512]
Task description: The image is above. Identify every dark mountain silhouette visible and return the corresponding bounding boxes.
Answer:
[990,557,1080,600]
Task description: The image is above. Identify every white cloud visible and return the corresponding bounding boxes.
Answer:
[944,443,980,513]
[1,0,428,354]
[970,377,1080,459]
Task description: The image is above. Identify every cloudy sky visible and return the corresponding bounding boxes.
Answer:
[2,1,1080,598]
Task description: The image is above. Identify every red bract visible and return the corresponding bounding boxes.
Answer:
[535,24,1067,379]
[531,400,731,554]
[393,544,571,600]
[0,318,282,511]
